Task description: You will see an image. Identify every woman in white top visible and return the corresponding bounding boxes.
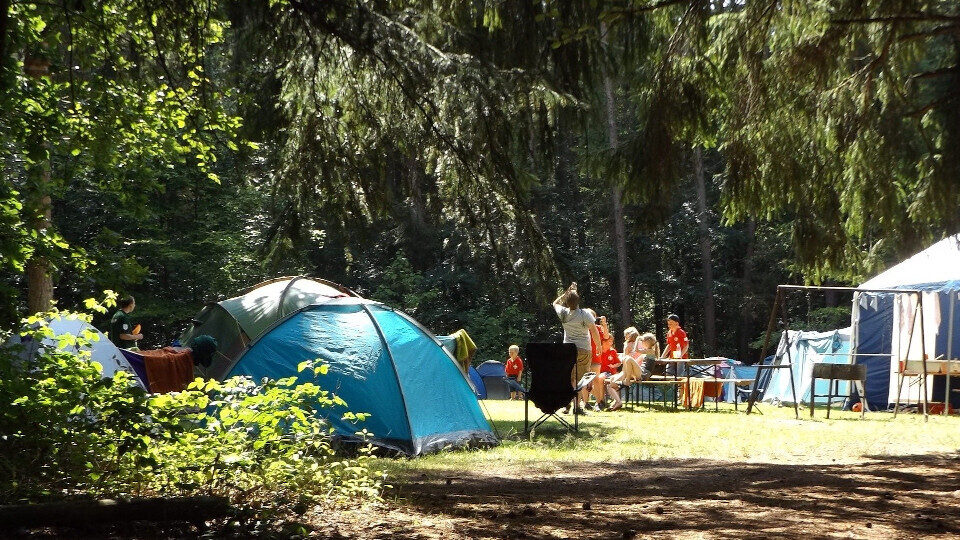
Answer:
[552,282,600,413]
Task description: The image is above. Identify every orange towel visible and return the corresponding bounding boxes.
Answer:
[681,380,723,408]
[142,347,195,394]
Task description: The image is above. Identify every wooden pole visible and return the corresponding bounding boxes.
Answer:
[918,292,929,422]
[747,287,782,414]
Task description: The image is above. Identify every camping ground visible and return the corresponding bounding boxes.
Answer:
[310,401,960,539]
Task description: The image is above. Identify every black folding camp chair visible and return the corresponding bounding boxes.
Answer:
[524,343,583,434]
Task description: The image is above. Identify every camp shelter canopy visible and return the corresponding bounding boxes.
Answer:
[180,276,358,380]
[227,298,497,456]
[762,328,851,405]
[853,235,960,409]
[6,315,146,389]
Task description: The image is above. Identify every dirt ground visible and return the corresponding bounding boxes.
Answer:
[310,453,960,539]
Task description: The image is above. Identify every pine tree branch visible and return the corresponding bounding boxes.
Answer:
[910,65,958,81]
[898,23,960,42]
[832,14,960,25]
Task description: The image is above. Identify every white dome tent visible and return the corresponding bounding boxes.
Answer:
[7,314,146,389]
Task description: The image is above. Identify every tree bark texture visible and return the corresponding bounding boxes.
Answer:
[601,22,632,334]
[693,146,715,356]
[24,57,54,314]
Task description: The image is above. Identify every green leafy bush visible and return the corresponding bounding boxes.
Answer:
[0,316,153,501]
[0,311,383,521]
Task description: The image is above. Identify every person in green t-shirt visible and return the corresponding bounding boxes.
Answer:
[109,296,143,349]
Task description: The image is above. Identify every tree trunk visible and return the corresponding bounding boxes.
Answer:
[601,21,632,334]
[0,496,230,530]
[737,219,756,360]
[0,0,10,67]
[693,146,715,356]
[25,56,54,314]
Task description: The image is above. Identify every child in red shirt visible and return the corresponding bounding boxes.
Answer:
[505,344,524,400]
[591,333,623,410]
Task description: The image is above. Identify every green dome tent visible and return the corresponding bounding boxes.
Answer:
[180,276,359,379]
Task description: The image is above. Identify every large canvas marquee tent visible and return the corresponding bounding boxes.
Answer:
[852,234,960,409]
[182,278,497,455]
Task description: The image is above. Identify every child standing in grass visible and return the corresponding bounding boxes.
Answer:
[505,345,524,400]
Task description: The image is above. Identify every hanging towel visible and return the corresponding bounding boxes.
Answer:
[450,329,477,372]
[681,380,723,408]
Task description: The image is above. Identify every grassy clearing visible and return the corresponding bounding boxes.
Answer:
[381,400,960,477]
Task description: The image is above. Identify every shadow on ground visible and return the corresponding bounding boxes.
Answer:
[314,453,960,539]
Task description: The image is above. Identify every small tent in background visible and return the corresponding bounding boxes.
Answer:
[719,360,768,403]
[476,360,510,400]
[6,315,146,389]
[852,234,960,410]
[226,297,497,456]
[762,328,852,405]
[180,276,359,380]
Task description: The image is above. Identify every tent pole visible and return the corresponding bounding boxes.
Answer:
[893,295,905,418]
[918,293,929,422]
[947,292,955,416]
[747,287,783,414]
[849,292,861,407]
[897,296,921,418]
[782,293,799,419]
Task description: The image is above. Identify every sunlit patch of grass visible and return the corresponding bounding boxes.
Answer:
[381,400,960,477]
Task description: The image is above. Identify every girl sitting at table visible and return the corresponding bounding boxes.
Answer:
[614,329,660,386]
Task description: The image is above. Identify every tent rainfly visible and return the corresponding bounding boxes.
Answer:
[180,276,359,380]
[226,297,497,455]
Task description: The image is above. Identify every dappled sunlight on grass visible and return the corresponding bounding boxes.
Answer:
[381,399,960,476]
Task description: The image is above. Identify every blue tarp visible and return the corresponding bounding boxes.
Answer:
[719,362,761,403]
[764,328,852,405]
[227,299,497,456]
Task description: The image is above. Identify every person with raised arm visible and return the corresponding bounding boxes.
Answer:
[552,282,600,414]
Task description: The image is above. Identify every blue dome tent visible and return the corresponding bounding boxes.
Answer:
[225,297,498,456]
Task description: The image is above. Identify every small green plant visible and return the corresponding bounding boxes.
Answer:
[145,371,383,516]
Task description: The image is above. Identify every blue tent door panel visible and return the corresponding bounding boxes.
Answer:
[468,367,486,399]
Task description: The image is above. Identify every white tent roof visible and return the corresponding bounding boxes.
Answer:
[32,315,145,389]
[860,234,960,290]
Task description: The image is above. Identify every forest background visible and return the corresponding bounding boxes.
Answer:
[3,0,959,364]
